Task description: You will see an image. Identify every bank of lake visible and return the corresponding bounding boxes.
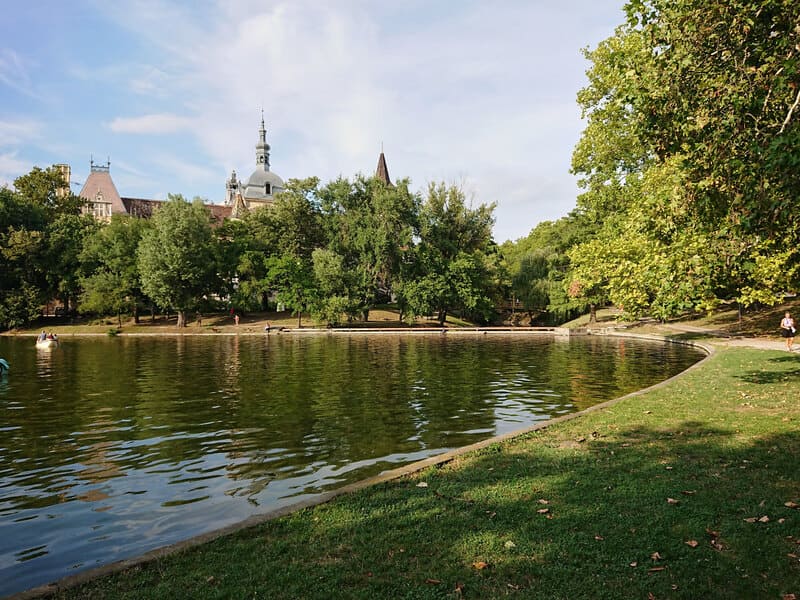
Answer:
[10,304,800,599]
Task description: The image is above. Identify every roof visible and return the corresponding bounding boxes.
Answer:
[375,152,391,185]
[121,197,231,225]
[78,169,127,214]
[243,167,285,200]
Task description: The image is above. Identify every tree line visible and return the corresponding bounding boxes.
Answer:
[0,168,503,329]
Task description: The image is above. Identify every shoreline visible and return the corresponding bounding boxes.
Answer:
[9,332,714,600]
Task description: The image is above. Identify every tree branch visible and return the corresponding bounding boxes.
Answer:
[779,87,800,134]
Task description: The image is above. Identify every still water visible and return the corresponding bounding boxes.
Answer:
[0,333,703,595]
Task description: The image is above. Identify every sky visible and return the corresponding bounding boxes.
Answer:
[0,0,624,243]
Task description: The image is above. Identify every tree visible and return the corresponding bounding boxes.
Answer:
[80,215,150,327]
[317,175,418,321]
[137,196,216,327]
[403,183,497,325]
[569,0,800,318]
[0,186,48,329]
[45,212,98,313]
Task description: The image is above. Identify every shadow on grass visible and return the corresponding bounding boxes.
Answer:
[735,353,800,383]
[58,420,800,600]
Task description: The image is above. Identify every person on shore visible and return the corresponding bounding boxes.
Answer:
[234,314,240,326]
[780,311,795,351]
[264,322,271,333]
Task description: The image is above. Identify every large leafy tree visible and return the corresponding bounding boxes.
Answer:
[0,187,48,328]
[0,166,92,328]
[402,183,497,325]
[317,175,418,322]
[137,196,217,327]
[236,177,324,321]
[80,215,151,327]
[570,0,800,318]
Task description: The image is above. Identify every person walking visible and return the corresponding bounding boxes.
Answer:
[780,311,795,351]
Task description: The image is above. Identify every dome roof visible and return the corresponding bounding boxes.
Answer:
[243,166,285,200]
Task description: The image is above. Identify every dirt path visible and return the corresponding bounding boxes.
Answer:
[659,323,794,352]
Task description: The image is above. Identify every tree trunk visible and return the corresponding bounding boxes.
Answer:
[117,311,122,329]
[589,303,597,324]
[177,310,186,328]
[133,304,140,324]
[438,308,447,327]
[297,311,302,329]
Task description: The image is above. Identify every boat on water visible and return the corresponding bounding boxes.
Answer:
[35,336,59,349]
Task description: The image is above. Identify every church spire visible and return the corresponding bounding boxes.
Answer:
[255,110,271,171]
[375,146,391,185]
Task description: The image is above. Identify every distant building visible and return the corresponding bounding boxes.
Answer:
[75,116,392,223]
[78,159,231,224]
[224,113,286,217]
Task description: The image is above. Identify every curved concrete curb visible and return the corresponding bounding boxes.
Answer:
[10,334,714,600]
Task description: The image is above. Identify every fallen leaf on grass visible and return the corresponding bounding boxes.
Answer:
[425,578,442,585]
[416,482,428,488]
[685,540,699,548]
[788,553,799,559]
[504,540,517,549]
[648,593,656,600]
[537,508,550,514]
[507,583,520,590]
[681,490,696,495]
[595,535,604,541]
[759,515,770,523]
[650,552,663,561]
[648,567,666,573]
[206,576,217,585]
[538,498,550,505]
[666,498,680,505]
[785,501,799,509]
[472,561,490,570]
[782,594,796,600]
[629,561,638,567]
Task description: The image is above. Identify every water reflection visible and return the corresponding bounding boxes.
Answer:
[0,334,703,596]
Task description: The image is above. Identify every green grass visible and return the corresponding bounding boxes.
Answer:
[51,346,800,599]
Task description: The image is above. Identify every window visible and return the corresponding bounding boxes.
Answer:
[265,183,271,195]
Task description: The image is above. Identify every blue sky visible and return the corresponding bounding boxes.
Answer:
[0,1,623,243]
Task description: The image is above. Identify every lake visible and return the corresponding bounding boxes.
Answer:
[0,333,704,595]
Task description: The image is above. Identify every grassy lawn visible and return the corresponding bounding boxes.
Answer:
[49,346,800,599]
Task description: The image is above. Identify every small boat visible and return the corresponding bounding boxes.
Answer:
[0,359,8,376]
[35,337,59,349]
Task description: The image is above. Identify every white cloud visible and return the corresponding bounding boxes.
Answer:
[0,151,34,189]
[108,113,195,134]
[90,0,622,240]
[0,119,42,146]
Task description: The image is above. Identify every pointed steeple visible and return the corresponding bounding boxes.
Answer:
[255,110,271,170]
[375,147,391,185]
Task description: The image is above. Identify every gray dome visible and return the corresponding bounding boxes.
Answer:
[243,167,285,200]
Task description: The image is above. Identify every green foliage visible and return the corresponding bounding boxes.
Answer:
[569,0,800,318]
[79,215,150,325]
[137,196,217,326]
[402,182,497,325]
